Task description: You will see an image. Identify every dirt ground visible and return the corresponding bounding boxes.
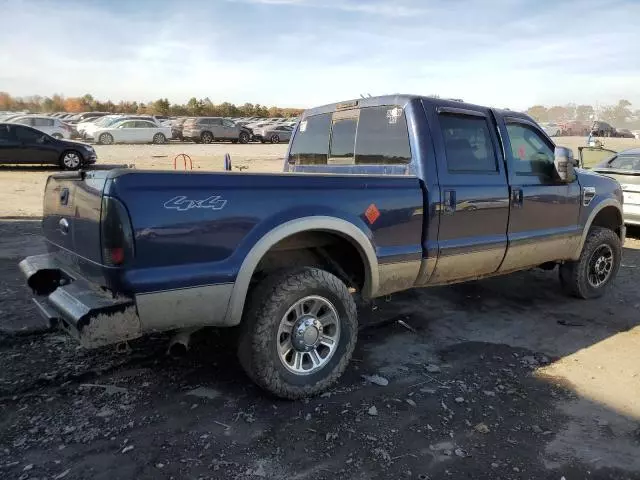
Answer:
[0,137,638,218]
[1,138,640,479]
[1,224,640,479]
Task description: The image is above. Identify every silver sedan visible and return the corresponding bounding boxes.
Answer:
[254,125,293,143]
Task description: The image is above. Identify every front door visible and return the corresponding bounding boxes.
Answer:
[221,119,237,139]
[425,103,510,284]
[498,117,581,272]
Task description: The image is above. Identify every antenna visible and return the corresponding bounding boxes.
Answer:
[367,93,372,98]
[359,94,366,99]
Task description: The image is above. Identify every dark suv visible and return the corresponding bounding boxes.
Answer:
[182,117,252,144]
[591,121,616,137]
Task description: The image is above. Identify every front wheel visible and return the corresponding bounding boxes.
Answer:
[98,133,114,145]
[201,131,214,144]
[270,134,280,144]
[60,150,82,170]
[153,133,166,144]
[559,226,621,299]
[238,132,250,144]
[238,267,357,399]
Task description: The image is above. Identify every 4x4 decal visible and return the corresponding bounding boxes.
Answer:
[164,195,227,212]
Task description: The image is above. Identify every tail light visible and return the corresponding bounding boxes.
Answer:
[100,196,135,267]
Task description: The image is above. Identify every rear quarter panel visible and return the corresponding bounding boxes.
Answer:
[107,171,424,295]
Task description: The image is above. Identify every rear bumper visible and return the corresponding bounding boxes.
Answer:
[19,254,141,348]
[19,253,237,348]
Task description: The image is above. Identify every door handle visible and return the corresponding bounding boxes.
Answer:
[443,190,456,215]
[511,188,523,208]
[59,218,69,235]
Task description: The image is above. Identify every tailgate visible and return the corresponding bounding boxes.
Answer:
[42,170,110,275]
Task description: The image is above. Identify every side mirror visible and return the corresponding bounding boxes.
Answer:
[554,146,576,183]
[37,135,46,144]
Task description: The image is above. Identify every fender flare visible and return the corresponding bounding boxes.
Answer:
[573,198,623,259]
[223,216,379,326]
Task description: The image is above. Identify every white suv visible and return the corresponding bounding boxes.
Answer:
[10,115,72,139]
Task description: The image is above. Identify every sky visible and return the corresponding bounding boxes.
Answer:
[1,0,639,110]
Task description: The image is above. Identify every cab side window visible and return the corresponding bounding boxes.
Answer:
[288,113,331,165]
[506,122,555,179]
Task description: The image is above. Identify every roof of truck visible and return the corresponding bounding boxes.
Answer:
[302,94,533,123]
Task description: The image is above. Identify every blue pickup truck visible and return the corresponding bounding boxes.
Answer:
[20,95,625,398]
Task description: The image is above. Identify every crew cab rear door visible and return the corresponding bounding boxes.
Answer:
[423,102,510,283]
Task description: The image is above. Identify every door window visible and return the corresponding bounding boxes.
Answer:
[355,105,411,164]
[14,117,32,126]
[14,126,42,143]
[135,121,154,128]
[288,113,331,165]
[439,113,497,172]
[33,118,54,127]
[222,120,235,128]
[609,155,640,170]
[506,122,555,178]
[0,125,12,143]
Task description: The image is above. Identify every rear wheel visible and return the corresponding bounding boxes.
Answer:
[152,133,166,144]
[52,133,63,140]
[201,131,214,144]
[559,226,621,299]
[99,133,113,145]
[60,150,82,170]
[238,267,357,399]
[239,131,250,144]
[270,134,280,144]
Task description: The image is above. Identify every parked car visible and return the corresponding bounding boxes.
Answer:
[93,119,171,145]
[82,115,159,140]
[615,128,635,139]
[254,124,293,143]
[182,117,251,144]
[580,146,640,226]
[541,122,562,136]
[18,94,625,399]
[170,117,189,140]
[591,121,617,137]
[560,121,589,136]
[9,115,73,139]
[0,123,96,169]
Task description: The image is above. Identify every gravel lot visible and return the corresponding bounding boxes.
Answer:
[1,138,640,479]
[0,142,287,217]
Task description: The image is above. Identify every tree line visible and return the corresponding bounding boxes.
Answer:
[0,92,304,118]
[526,99,639,128]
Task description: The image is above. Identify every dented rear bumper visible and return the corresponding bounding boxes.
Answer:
[19,254,141,348]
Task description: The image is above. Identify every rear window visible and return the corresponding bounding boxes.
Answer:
[355,106,411,164]
[329,117,357,163]
[289,105,412,166]
[288,113,331,165]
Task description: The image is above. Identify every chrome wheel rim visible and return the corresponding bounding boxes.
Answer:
[101,134,112,145]
[277,295,340,376]
[587,244,614,288]
[154,133,164,144]
[202,133,212,143]
[63,152,80,168]
[272,135,279,143]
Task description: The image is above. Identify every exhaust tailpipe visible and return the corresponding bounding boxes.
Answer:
[168,327,200,357]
